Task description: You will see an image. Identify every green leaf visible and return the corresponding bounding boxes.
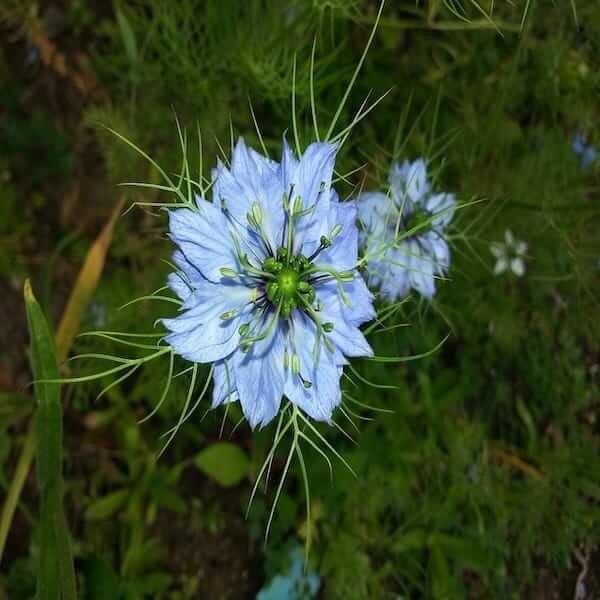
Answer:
[151,487,186,513]
[85,489,129,520]
[194,442,250,487]
[115,6,138,68]
[81,556,121,600]
[393,529,428,553]
[24,280,77,600]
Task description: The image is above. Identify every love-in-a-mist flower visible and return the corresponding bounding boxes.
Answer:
[163,138,375,428]
[490,229,527,277]
[357,159,456,300]
[572,132,597,168]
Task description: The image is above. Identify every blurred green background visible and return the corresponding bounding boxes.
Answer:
[0,1,599,598]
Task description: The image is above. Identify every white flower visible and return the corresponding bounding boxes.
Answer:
[490,230,527,277]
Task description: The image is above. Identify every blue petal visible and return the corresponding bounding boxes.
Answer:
[167,271,193,303]
[389,159,430,207]
[168,203,238,283]
[407,242,436,298]
[232,322,285,428]
[315,200,359,270]
[282,141,338,250]
[357,191,390,235]
[212,140,285,253]
[317,279,375,340]
[231,137,278,180]
[425,192,456,229]
[284,313,342,422]
[422,232,450,273]
[379,246,412,301]
[212,359,239,407]
[163,279,253,363]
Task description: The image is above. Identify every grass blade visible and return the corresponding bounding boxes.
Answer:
[25,280,77,600]
[55,197,125,362]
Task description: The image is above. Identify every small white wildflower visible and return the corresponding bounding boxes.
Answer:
[490,229,527,277]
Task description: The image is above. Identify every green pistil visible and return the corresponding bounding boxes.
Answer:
[277,268,299,298]
[261,248,317,318]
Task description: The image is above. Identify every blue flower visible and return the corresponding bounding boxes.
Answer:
[256,548,320,600]
[572,132,597,168]
[163,138,375,428]
[357,159,456,300]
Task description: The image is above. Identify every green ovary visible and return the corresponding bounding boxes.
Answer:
[277,268,299,298]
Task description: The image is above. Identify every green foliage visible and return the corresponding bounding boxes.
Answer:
[24,281,77,600]
[194,442,251,488]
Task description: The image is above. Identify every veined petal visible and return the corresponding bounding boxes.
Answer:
[163,279,253,363]
[317,279,375,330]
[407,241,436,298]
[357,191,391,235]
[380,262,410,301]
[284,141,337,249]
[211,142,285,251]
[315,200,359,270]
[425,192,456,229]
[233,322,285,428]
[163,314,242,363]
[284,314,342,422]
[231,137,278,180]
[285,141,337,207]
[389,159,430,207]
[422,232,450,273]
[168,203,238,283]
[212,359,239,407]
[168,278,254,323]
[167,271,193,303]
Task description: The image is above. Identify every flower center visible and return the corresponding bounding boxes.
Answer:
[262,248,316,318]
[277,267,299,299]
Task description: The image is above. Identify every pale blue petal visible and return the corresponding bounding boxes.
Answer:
[167,271,193,303]
[284,314,342,422]
[425,192,456,229]
[168,203,238,283]
[317,279,375,333]
[233,322,285,428]
[315,199,358,270]
[163,316,241,363]
[408,246,436,298]
[357,191,390,235]
[389,159,430,207]
[283,141,337,250]
[212,359,239,407]
[163,279,253,363]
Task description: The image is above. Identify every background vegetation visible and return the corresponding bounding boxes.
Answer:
[0,1,598,598]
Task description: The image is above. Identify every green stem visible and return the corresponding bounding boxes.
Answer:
[0,422,35,565]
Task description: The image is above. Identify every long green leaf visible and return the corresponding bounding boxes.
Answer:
[25,280,77,600]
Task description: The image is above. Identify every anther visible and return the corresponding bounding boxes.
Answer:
[220,267,238,278]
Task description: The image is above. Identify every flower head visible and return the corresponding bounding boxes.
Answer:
[572,132,597,168]
[163,138,375,428]
[490,229,527,277]
[357,159,456,300]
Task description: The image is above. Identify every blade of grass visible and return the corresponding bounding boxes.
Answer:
[25,280,77,600]
[55,197,125,360]
[0,199,124,566]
